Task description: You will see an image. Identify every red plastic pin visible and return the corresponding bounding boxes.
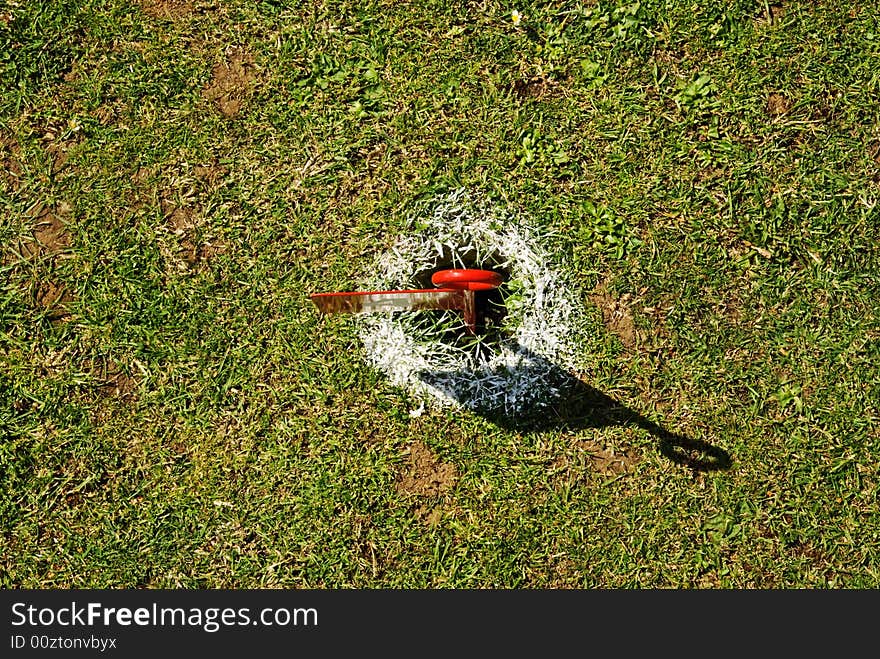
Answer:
[309,269,503,334]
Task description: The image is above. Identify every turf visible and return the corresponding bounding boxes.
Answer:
[1,0,878,588]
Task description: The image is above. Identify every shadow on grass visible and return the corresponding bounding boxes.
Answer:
[418,344,732,473]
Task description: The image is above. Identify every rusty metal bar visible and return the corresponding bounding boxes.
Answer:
[309,288,479,333]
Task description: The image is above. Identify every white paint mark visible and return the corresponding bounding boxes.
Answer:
[357,189,589,416]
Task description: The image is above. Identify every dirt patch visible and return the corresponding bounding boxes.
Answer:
[167,205,197,233]
[96,361,138,399]
[93,102,122,127]
[139,0,194,19]
[12,204,77,320]
[77,359,138,402]
[33,115,82,177]
[131,166,156,187]
[413,505,446,527]
[512,75,559,101]
[194,159,229,189]
[767,92,790,117]
[589,283,640,351]
[34,281,73,320]
[549,437,640,489]
[786,540,836,580]
[101,371,137,398]
[179,236,225,267]
[1,136,22,191]
[203,47,258,118]
[397,440,457,497]
[334,143,395,203]
[43,137,73,176]
[577,438,639,475]
[161,200,226,271]
[31,204,73,255]
[10,203,73,263]
[869,140,880,168]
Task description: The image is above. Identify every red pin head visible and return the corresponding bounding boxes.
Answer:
[431,269,503,291]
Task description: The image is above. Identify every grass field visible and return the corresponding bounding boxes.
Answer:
[1,0,879,588]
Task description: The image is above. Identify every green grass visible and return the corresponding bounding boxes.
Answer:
[1,0,878,588]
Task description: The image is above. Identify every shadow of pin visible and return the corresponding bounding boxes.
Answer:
[418,343,732,473]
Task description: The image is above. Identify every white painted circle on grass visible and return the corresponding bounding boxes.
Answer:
[357,189,587,417]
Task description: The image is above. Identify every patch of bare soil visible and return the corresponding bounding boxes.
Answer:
[397,440,457,497]
[17,113,83,180]
[589,282,641,351]
[7,202,70,261]
[194,159,229,189]
[512,75,560,101]
[548,437,640,492]
[46,142,72,175]
[576,438,639,475]
[30,204,73,255]
[869,140,880,168]
[139,0,194,19]
[13,204,76,320]
[412,505,446,527]
[1,135,22,191]
[34,281,73,319]
[552,438,640,477]
[160,199,226,272]
[167,204,197,233]
[202,47,257,118]
[95,361,138,399]
[180,236,225,267]
[127,165,159,209]
[767,92,790,117]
